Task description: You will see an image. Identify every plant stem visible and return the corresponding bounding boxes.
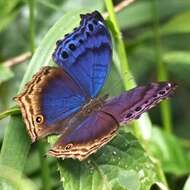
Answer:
[3,52,32,68]
[0,106,20,120]
[104,0,136,90]
[103,0,135,18]
[104,0,153,139]
[152,0,173,133]
[155,160,168,186]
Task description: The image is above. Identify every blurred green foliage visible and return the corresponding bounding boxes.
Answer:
[0,0,190,190]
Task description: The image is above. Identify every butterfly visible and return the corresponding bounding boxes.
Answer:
[14,11,176,161]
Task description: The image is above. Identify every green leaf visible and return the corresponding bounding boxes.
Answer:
[150,127,190,175]
[161,11,190,35]
[0,165,38,190]
[0,115,31,171]
[117,1,152,29]
[0,106,20,120]
[163,51,190,83]
[58,131,161,190]
[117,0,190,29]
[0,65,14,84]
[0,11,18,32]
[0,0,21,13]
[126,9,190,48]
[0,0,21,32]
[163,51,190,65]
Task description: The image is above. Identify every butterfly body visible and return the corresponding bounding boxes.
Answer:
[15,11,177,161]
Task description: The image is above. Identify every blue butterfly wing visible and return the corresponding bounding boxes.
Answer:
[40,67,87,125]
[14,66,87,141]
[52,11,112,97]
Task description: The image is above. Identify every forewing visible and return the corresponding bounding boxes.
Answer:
[52,11,112,97]
[14,66,86,142]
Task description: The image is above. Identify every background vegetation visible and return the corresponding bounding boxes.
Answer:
[0,0,190,190]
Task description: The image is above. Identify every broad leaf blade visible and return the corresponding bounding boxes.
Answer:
[0,165,38,190]
[58,132,161,190]
[161,11,190,35]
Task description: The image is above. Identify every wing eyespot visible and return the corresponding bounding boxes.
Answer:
[61,51,68,59]
[35,115,44,125]
[135,106,142,112]
[125,112,133,118]
[159,90,166,95]
[65,143,73,150]
[69,43,76,51]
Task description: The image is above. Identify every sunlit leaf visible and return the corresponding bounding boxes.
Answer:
[58,131,161,190]
[161,11,190,35]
